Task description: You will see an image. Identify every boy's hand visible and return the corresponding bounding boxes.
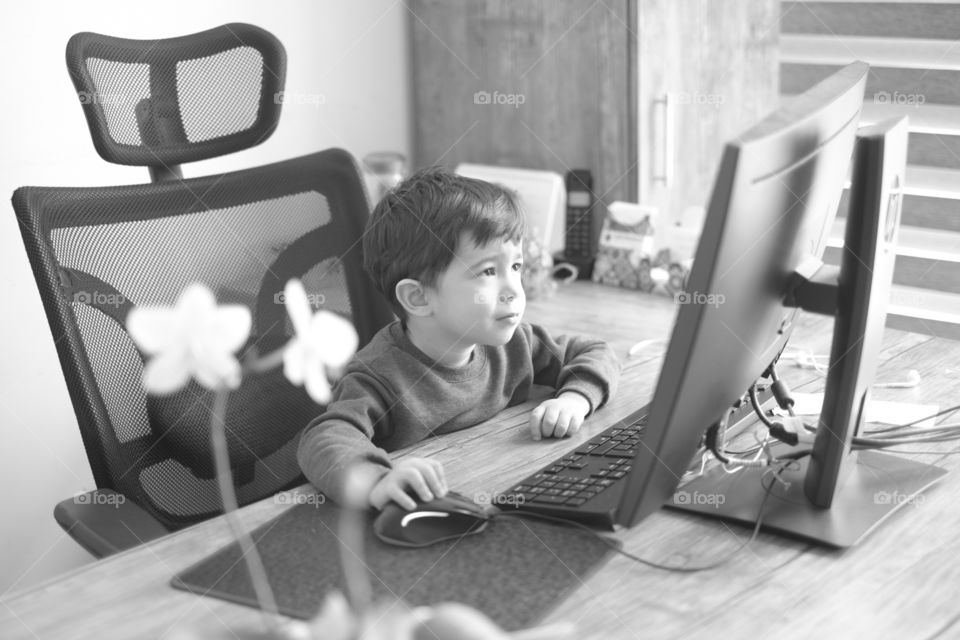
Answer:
[529,392,591,440]
[368,457,448,510]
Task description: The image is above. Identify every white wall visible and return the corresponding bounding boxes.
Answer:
[0,0,410,596]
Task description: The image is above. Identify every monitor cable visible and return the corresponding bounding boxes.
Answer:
[495,461,786,574]
[747,363,960,451]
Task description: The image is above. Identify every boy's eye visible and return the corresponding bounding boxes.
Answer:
[481,267,496,277]
[512,262,523,272]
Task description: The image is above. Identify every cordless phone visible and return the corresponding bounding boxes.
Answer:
[561,170,597,277]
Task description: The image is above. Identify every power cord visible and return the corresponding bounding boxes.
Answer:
[494,463,783,574]
[747,377,812,448]
[752,361,960,451]
[749,384,777,429]
[868,404,960,431]
[705,411,779,468]
[801,402,960,450]
[781,348,829,375]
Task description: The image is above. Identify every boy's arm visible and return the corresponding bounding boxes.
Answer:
[296,371,395,503]
[526,323,621,416]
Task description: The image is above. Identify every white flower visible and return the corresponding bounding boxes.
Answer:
[282,279,358,404]
[127,283,251,394]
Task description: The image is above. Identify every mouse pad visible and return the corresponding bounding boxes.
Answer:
[172,502,619,631]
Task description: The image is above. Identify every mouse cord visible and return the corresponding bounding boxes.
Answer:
[493,462,791,573]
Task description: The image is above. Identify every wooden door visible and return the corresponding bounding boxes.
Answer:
[636,0,780,234]
[409,0,635,205]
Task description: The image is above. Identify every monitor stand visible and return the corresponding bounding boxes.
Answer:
[666,447,947,547]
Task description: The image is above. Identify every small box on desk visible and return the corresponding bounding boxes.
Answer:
[591,201,697,299]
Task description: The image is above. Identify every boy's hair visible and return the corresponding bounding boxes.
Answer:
[363,166,526,321]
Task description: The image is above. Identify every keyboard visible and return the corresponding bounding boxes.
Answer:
[497,386,772,528]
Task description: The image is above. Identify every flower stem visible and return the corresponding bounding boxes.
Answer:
[338,488,372,615]
[210,386,282,631]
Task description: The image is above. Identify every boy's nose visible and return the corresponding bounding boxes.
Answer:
[498,272,524,304]
[501,291,525,305]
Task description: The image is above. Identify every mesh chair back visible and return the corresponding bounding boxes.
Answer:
[13,149,395,530]
[66,23,285,167]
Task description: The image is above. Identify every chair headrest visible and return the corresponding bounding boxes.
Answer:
[66,23,286,167]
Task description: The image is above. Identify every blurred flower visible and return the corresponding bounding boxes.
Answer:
[281,279,358,403]
[127,283,251,393]
[131,282,533,640]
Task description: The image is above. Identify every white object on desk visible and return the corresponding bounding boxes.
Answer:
[776,392,939,429]
[604,201,657,260]
[455,163,566,255]
[660,205,703,262]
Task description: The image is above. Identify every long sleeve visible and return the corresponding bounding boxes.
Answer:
[297,320,621,503]
[525,323,620,415]
[296,371,394,502]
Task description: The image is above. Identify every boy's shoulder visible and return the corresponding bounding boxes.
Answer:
[344,321,406,373]
[344,321,463,380]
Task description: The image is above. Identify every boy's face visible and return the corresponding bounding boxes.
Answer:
[424,232,526,349]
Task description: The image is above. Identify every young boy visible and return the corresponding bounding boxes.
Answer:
[297,167,620,510]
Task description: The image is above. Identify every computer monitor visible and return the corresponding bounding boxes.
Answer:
[803,116,926,508]
[615,61,946,547]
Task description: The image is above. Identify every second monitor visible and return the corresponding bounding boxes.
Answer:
[617,61,946,546]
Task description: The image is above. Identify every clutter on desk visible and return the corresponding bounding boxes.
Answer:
[592,201,697,299]
[775,393,938,429]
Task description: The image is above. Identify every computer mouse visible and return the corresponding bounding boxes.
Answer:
[373,491,495,548]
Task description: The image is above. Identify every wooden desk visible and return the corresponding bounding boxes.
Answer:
[3,282,960,639]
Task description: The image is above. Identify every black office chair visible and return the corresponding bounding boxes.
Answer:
[12,23,395,557]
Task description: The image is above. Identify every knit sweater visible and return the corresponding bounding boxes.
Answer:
[297,320,620,502]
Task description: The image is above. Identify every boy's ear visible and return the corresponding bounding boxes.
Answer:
[395,278,432,317]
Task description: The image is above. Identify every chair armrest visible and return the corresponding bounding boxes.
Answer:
[54,489,170,558]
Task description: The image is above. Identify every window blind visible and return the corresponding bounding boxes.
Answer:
[782,0,960,339]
